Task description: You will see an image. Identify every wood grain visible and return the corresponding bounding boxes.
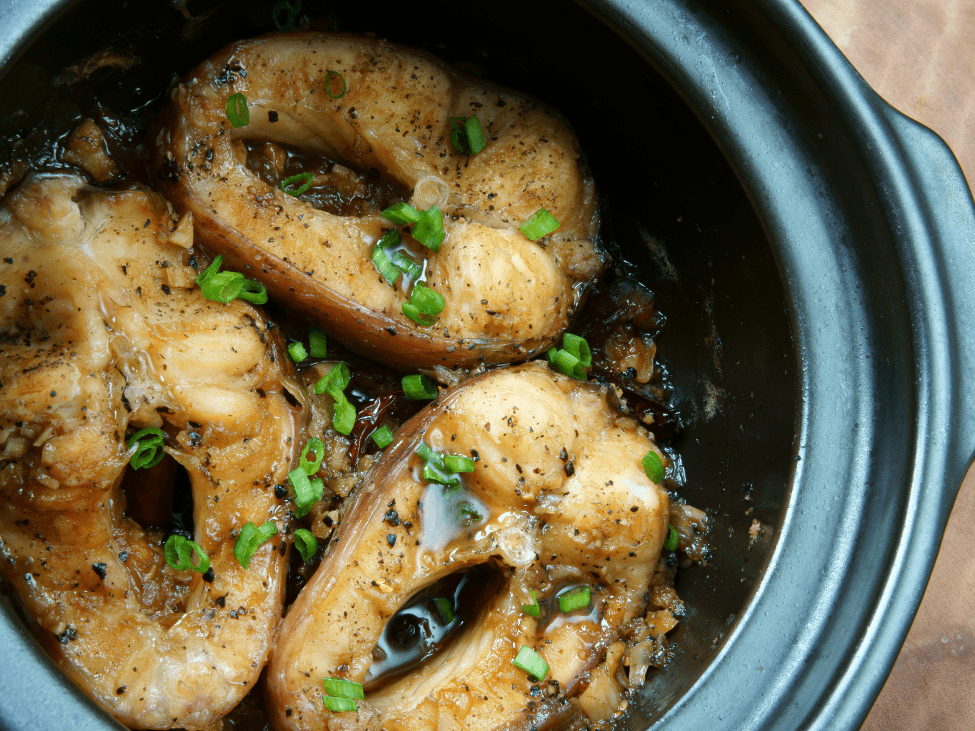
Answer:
[800,1,975,729]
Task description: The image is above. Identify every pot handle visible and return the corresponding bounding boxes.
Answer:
[881,105,975,487]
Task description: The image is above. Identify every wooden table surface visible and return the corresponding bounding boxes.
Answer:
[800,2,975,728]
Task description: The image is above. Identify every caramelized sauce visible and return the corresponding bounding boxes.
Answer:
[364,565,499,690]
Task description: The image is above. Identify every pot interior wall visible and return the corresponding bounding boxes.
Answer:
[0,0,797,726]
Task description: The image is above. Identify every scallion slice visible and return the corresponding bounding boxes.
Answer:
[195,255,265,306]
[411,205,445,251]
[377,228,401,249]
[164,534,210,574]
[195,255,224,286]
[520,208,560,241]
[289,342,308,363]
[457,501,482,526]
[557,586,591,613]
[522,589,541,618]
[371,425,394,448]
[323,677,364,700]
[233,520,278,570]
[322,677,362,711]
[465,114,487,155]
[238,277,269,305]
[664,524,679,552]
[402,374,438,400]
[308,327,327,358]
[423,460,461,488]
[325,70,347,99]
[332,398,356,436]
[512,646,549,681]
[381,202,421,225]
[201,270,246,303]
[642,450,665,483]
[281,171,313,197]
[225,92,249,128]
[322,696,357,713]
[546,334,592,380]
[290,467,324,518]
[443,454,475,473]
[562,333,592,368]
[391,251,421,280]
[403,282,444,326]
[415,441,443,468]
[299,437,325,476]
[294,528,318,561]
[315,362,351,397]
[371,245,400,285]
[434,597,454,624]
[127,427,166,470]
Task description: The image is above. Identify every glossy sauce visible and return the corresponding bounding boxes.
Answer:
[364,565,499,690]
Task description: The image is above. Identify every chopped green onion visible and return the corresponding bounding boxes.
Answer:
[547,347,585,380]
[642,450,665,483]
[423,460,461,488]
[415,441,442,468]
[391,251,421,280]
[238,277,269,305]
[201,270,245,303]
[465,115,487,155]
[281,171,313,197]
[448,115,487,155]
[322,677,362,711]
[323,677,364,700]
[562,333,592,368]
[403,282,445,326]
[402,374,438,400]
[272,0,301,31]
[195,255,224,287]
[520,208,560,241]
[233,520,278,570]
[402,303,427,326]
[299,437,325,475]
[377,229,401,248]
[371,245,400,285]
[457,501,482,526]
[411,205,445,251]
[315,362,351,397]
[225,93,249,128]
[294,528,318,561]
[289,342,308,363]
[443,454,475,473]
[512,646,549,681]
[557,586,591,613]
[308,327,327,358]
[325,70,347,99]
[522,589,541,618]
[164,534,210,574]
[382,202,421,225]
[332,399,356,435]
[127,427,166,470]
[433,597,454,623]
[289,467,324,518]
[664,524,679,552]
[371,425,394,448]
[546,334,592,380]
[322,696,357,713]
[195,255,265,306]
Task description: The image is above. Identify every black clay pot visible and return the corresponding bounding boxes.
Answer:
[1,1,973,730]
